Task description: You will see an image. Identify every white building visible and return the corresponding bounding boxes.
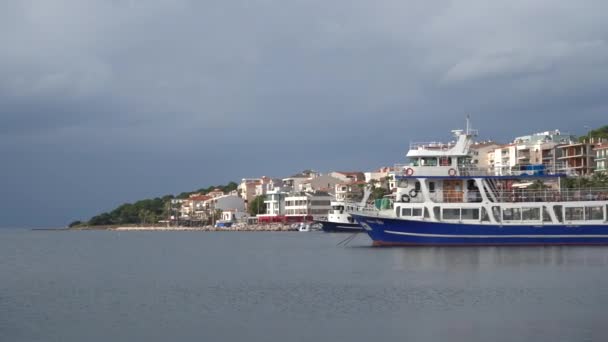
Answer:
[364,167,391,188]
[284,192,332,220]
[329,171,365,183]
[221,209,248,222]
[208,194,246,212]
[469,142,501,169]
[300,174,344,194]
[256,188,289,222]
[489,130,575,174]
[335,181,366,202]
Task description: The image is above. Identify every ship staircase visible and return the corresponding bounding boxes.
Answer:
[481,178,500,202]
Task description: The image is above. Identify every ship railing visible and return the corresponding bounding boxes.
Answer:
[406,189,608,204]
[458,164,570,177]
[409,142,455,151]
[393,163,572,177]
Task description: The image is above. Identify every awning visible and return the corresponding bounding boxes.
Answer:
[511,182,534,189]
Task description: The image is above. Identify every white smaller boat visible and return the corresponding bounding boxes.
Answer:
[298,223,310,232]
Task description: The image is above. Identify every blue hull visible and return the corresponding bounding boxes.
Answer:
[314,220,363,233]
[350,214,608,246]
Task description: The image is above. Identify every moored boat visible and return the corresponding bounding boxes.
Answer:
[315,201,364,232]
[351,120,608,246]
[315,189,373,233]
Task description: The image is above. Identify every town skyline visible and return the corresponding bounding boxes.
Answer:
[2,1,608,227]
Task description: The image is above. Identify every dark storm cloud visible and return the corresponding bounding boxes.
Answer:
[1,0,608,227]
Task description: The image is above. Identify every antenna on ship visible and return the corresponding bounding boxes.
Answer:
[466,114,470,135]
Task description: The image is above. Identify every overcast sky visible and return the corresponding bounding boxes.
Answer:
[1,0,607,227]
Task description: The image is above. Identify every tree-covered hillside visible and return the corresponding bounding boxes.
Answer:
[70,182,238,227]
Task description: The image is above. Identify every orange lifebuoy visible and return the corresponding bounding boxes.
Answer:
[448,168,457,176]
[405,168,414,176]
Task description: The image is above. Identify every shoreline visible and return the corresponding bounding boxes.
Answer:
[69,223,300,232]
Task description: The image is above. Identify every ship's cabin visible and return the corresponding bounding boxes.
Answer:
[388,176,608,225]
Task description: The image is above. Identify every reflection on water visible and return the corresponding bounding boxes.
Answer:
[390,246,608,271]
[2,230,608,342]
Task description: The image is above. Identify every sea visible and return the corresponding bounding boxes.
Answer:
[2,229,608,342]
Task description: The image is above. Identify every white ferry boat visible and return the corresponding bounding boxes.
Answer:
[351,121,608,246]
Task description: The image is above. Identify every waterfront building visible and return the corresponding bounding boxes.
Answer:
[207,194,246,212]
[258,177,283,196]
[284,191,332,221]
[282,171,314,192]
[489,130,574,174]
[329,171,366,183]
[220,209,248,223]
[596,142,608,173]
[207,188,225,198]
[179,194,212,218]
[365,167,392,189]
[469,142,501,169]
[239,176,287,210]
[300,174,344,194]
[556,141,596,175]
[256,187,289,222]
[335,181,366,202]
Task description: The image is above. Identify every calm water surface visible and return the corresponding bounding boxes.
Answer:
[2,229,608,341]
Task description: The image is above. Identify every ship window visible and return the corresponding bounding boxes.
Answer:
[543,207,552,222]
[554,205,563,223]
[439,157,451,166]
[565,207,584,221]
[415,181,421,191]
[412,208,423,217]
[396,206,401,217]
[492,206,501,222]
[585,206,603,220]
[421,157,437,166]
[461,208,480,220]
[434,206,440,219]
[424,207,430,219]
[503,208,521,221]
[402,208,412,216]
[522,207,541,221]
[481,207,490,222]
[443,208,460,220]
[429,182,436,193]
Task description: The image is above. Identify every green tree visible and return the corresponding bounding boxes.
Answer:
[370,187,389,201]
[562,177,592,189]
[590,172,608,188]
[248,195,266,216]
[68,220,83,228]
[528,180,549,190]
[77,182,236,226]
[579,125,608,142]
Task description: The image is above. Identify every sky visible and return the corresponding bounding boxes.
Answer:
[1,0,607,227]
